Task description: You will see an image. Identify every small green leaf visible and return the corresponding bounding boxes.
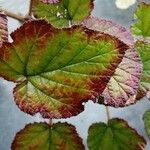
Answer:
[33,0,94,28]
[143,109,150,137]
[87,118,146,150]
[0,20,128,118]
[131,2,150,38]
[0,12,8,46]
[12,122,84,150]
[136,41,150,100]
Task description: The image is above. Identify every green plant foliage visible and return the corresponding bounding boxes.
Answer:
[131,2,150,38]
[143,109,150,137]
[33,0,94,28]
[136,41,150,100]
[87,118,146,150]
[12,122,84,150]
[0,20,128,118]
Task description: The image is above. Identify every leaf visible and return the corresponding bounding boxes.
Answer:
[0,20,128,118]
[136,41,150,100]
[33,0,94,28]
[131,2,150,38]
[102,48,142,107]
[143,109,150,137]
[83,17,142,107]
[87,118,146,150]
[0,12,8,46]
[12,122,84,150]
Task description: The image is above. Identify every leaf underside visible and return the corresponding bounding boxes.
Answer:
[102,48,142,107]
[83,17,134,46]
[143,109,150,137]
[87,118,146,150]
[12,122,84,150]
[0,20,128,118]
[0,13,8,46]
[33,0,94,28]
[83,17,142,107]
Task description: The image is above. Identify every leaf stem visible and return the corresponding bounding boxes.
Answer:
[105,106,111,121]
[49,119,53,126]
[29,0,34,16]
[0,8,26,22]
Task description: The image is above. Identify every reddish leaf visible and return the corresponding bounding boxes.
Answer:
[83,17,142,107]
[0,20,128,118]
[83,17,133,46]
[102,48,142,107]
[12,122,84,150]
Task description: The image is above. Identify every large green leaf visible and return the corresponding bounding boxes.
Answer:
[131,2,150,38]
[136,41,150,100]
[12,122,84,150]
[83,17,142,107]
[87,118,146,150]
[143,109,150,137]
[33,0,94,28]
[0,20,128,118]
[0,12,8,46]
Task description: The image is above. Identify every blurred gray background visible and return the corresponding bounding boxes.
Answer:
[0,0,150,149]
